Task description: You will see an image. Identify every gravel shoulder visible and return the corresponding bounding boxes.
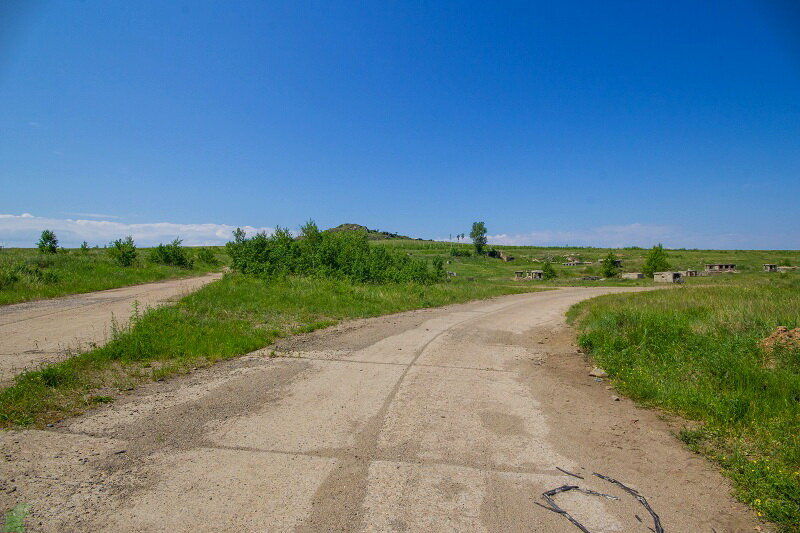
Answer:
[0,287,763,531]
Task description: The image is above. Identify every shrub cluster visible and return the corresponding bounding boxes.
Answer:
[149,238,194,268]
[195,247,220,266]
[108,236,137,267]
[226,221,445,284]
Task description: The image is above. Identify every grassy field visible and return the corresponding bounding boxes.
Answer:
[378,239,800,287]
[0,246,226,305]
[0,273,541,427]
[568,275,800,530]
[3,239,798,305]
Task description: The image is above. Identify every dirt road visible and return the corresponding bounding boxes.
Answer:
[0,273,222,382]
[0,288,760,531]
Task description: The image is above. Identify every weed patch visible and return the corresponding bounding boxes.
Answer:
[569,284,800,529]
[3,503,29,533]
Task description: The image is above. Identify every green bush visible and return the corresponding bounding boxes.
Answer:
[643,243,670,277]
[601,251,620,278]
[195,247,220,266]
[542,261,557,280]
[226,221,444,284]
[37,230,58,254]
[0,267,19,289]
[108,236,137,267]
[149,238,194,268]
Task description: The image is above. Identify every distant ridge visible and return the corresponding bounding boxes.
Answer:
[324,223,420,241]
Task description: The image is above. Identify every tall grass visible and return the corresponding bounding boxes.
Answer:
[569,279,800,529]
[0,274,539,427]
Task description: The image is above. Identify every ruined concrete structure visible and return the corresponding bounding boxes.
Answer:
[514,270,543,281]
[620,272,644,280]
[563,261,591,266]
[654,271,683,283]
[682,269,699,277]
[777,266,798,273]
[705,264,736,273]
[763,264,778,272]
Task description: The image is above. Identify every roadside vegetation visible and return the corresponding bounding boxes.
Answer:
[0,232,224,305]
[568,276,800,529]
[0,225,539,427]
[227,221,444,283]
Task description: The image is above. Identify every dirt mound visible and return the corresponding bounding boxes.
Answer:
[760,326,800,353]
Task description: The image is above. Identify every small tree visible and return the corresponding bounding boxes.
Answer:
[470,222,488,255]
[80,241,89,253]
[37,230,58,254]
[601,251,620,278]
[542,261,557,280]
[109,236,137,267]
[642,244,670,278]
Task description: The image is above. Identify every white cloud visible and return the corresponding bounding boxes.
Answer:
[0,213,274,248]
[63,212,121,219]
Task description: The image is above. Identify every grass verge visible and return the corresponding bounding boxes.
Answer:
[0,274,541,428]
[568,281,800,530]
[0,247,224,305]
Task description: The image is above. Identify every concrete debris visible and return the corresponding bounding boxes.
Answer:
[589,367,608,378]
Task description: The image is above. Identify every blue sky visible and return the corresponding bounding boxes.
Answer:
[2,1,799,248]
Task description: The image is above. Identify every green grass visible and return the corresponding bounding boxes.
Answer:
[0,247,225,305]
[3,503,29,532]
[568,274,800,530]
[0,273,541,427]
[376,239,800,287]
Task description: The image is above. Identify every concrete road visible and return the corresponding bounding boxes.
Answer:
[0,273,222,382]
[0,288,760,531]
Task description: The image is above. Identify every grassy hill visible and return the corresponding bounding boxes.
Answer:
[323,223,419,241]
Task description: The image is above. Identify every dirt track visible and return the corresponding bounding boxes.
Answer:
[0,288,762,532]
[0,273,221,382]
